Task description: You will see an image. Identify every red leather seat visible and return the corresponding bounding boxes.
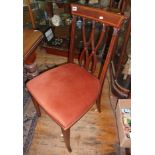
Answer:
[27,63,101,130]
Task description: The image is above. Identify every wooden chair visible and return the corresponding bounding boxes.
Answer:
[26,4,125,152]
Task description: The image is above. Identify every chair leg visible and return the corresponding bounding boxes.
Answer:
[61,128,72,152]
[31,97,41,117]
[96,94,102,113]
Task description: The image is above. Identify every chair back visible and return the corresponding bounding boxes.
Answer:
[69,4,126,86]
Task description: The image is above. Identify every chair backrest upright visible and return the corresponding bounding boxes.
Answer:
[69,4,126,86]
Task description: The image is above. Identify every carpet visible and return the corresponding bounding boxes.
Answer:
[23,63,57,155]
[23,98,38,155]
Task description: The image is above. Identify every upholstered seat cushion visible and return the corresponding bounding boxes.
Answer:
[26,63,101,130]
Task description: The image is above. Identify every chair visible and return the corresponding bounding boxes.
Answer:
[26,4,125,152]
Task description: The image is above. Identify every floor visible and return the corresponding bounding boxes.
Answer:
[27,47,128,155]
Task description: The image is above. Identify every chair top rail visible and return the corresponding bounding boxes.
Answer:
[70,3,126,28]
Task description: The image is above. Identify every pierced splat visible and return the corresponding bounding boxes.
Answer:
[78,18,107,73]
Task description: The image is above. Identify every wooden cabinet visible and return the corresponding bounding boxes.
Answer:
[23,0,130,59]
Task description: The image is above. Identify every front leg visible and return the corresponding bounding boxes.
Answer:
[61,128,72,152]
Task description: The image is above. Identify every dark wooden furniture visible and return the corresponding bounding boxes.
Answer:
[109,0,129,14]
[23,29,43,79]
[26,4,125,152]
[110,16,131,98]
[24,0,36,29]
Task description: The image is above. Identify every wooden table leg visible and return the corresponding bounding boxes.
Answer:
[24,52,39,80]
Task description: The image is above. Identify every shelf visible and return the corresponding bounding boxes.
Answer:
[43,44,80,59]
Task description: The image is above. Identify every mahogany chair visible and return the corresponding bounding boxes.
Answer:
[26,4,125,152]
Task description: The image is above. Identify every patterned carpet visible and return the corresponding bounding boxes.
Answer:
[23,63,57,155]
[23,97,38,155]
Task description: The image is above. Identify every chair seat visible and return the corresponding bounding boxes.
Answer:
[26,63,101,130]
